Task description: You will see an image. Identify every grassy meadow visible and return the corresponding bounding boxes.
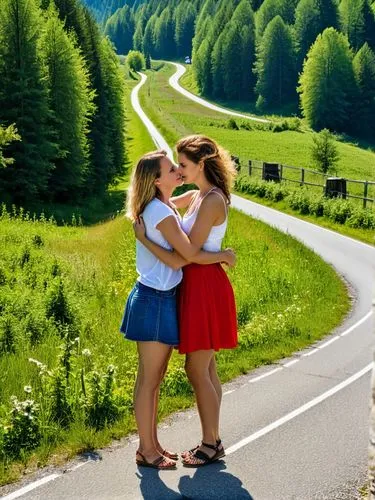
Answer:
[0,65,350,485]
[139,62,375,244]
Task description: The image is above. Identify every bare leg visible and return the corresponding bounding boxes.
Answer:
[152,349,174,455]
[209,356,222,442]
[134,341,173,464]
[184,350,220,463]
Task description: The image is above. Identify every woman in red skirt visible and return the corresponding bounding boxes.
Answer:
[134,135,238,467]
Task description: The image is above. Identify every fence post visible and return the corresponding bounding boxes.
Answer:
[364,181,368,209]
[280,164,283,181]
[248,160,252,176]
[300,168,305,186]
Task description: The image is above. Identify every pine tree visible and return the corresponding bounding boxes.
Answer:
[133,21,143,52]
[294,0,320,69]
[145,52,151,69]
[278,0,299,24]
[143,14,157,59]
[193,0,216,57]
[99,37,126,186]
[240,24,257,99]
[81,10,126,194]
[298,28,356,132]
[315,0,339,32]
[311,129,339,174]
[232,0,256,99]
[222,23,244,100]
[339,0,375,51]
[39,4,95,201]
[211,30,227,98]
[250,0,263,10]
[211,0,237,41]
[254,16,297,108]
[175,1,197,58]
[42,0,87,49]
[104,5,135,55]
[353,43,375,137]
[255,0,284,39]
[194,37,214,95]
[0,0,56,202]
[154,7,175,58]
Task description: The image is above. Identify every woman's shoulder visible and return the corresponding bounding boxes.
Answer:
[144,198,172,212]
[203,188,228,207]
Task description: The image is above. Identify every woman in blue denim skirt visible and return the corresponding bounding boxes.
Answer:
[122,150,235,470]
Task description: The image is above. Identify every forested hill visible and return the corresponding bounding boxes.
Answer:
[86,0,375,140]
[0,0,126,206]
[81,0,137,23]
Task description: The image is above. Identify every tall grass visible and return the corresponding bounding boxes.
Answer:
[0,201,349,485]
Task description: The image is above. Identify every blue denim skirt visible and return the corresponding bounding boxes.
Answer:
[120,282,179,346]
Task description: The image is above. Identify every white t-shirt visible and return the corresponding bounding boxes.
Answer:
[136,198,183,291]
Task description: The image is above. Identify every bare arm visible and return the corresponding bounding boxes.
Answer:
[170,189,198,209]
[135,215,234,270]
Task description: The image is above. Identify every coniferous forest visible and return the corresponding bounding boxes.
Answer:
[0,0,126,206]
[83,0,375,140]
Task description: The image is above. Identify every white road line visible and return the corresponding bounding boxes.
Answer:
[226,362,373,456]
[318,336,340,349]
[303,348,319,357]
[223,390,235,396]
[2,474,61,500]
[340,310,373,336]
[249,368,282,383]
[284,359,299,368]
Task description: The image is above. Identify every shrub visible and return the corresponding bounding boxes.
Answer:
[2,388,41,459]
[227,118,239,130]
[126,50,145,72]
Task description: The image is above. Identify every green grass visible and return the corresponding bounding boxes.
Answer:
[2,68,155,227]
[0,65,351,487]
[0,200,349,486]
[159,62,375,189]
[139,62,375,243]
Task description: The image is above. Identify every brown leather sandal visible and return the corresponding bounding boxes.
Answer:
[181,444,199,459]
[181,439,222,459]
[182,441,225,468]
[162,449,179,461]
[136,451,176,470]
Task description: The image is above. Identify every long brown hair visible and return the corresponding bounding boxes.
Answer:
[126,150,167,221]
[176,135,236,202]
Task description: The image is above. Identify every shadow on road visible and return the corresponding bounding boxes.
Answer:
[138,460,254,499]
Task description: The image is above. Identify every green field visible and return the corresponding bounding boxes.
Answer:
[139,62,375,244]
[0,67,350,486]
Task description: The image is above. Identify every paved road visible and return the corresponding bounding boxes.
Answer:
[2,68,374,500]
[167,62,270,124]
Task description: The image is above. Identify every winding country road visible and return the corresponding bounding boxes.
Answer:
[167,62,270,124]
[2,66,375,500]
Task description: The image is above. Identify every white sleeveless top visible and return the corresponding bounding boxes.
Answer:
[181,188,228,252]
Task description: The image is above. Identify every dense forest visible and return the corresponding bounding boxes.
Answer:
[82,0,375,139]
[0,0,126,205]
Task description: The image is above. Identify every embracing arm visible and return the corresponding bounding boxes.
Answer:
[136,215,234,270]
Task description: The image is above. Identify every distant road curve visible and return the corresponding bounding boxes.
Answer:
[166,61,271,124]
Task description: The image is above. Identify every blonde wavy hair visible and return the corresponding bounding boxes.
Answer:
[126,150,167,221]
[176,135,236,203]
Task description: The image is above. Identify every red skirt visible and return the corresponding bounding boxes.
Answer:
[178,263,238,354]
